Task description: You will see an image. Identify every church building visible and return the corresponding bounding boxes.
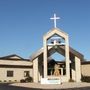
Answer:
[0,14,90,84]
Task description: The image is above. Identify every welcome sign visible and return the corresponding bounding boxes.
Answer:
[41,77,61,84]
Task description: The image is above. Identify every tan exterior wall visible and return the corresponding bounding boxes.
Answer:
[81,64,90,76]
[0,60,32,66]
[0,59,33,82]
[0,68,33,82]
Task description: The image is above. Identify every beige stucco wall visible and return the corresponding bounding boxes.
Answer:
[0,59,33,82]
[0,68,33,82]
[81,64,90,76]
[0,59,32,66]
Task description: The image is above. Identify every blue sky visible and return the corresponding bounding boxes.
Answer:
[0,0,90,60]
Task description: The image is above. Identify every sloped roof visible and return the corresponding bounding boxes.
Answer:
[30,46,84,61]
[0,54,29,61]
[81,61,90,64]
[44,28,68,37]
[43,28,68,41]
[59,45,84,60]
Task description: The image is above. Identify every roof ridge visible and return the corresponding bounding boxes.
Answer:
[0,54,24,60]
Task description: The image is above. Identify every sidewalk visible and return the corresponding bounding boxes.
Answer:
[11,82,90,89]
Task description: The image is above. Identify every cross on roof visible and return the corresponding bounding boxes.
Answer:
[50,13,60,28]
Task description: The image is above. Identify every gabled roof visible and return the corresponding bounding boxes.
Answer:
[43,28,68,40]
[30,28,84,61]
[0,54,29,61]
[44,28,68,37]
[30,46,84,61]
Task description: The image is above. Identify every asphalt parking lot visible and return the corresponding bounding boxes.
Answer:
[0,83,90,90]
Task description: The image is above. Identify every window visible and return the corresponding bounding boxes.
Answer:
[7,71,13,77]
[24,71,30,77]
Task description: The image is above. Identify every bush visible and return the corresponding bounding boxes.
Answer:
[20,79,26,83]
[4,80,7,82]
[14,80,17,82]
[20,76,33,83]
[25,76,33,82]
[9,80,12,82]
[81,76,90,82]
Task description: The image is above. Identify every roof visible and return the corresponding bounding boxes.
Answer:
[60,46,84,60]
[81,61,90,64]
[30,45,84,61]
[0,65,33,68]
[44,28,68,37]
[0,54,29,61]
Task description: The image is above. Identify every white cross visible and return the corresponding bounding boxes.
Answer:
[50,13,60,28]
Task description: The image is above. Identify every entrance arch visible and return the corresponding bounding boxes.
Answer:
[30,28,83,83]
[43,28,70,82]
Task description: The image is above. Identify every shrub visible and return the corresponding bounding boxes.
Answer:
[81,76,90,82]
[9,80,11,82]
[20,79,26,83]
[0,80,2,82]
[4,80,7,82]
[25,76,33,82]
[20,76,33,83]
[14,80,17,82]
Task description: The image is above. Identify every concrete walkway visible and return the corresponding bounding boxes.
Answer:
[11,82,90,89]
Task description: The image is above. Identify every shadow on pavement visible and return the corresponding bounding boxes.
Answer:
[0,83,90,90]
